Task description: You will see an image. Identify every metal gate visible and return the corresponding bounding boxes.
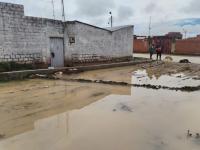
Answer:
[50,38,64,67]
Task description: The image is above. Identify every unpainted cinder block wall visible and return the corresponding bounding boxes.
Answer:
[65,22,133,62]
[0,2,63,65]
[0,2,134,67]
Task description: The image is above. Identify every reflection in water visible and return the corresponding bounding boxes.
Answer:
[0,86,200,150]
[0,79,131,139]
[132,70,200,88]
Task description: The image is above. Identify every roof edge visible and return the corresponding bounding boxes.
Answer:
[66,20,133,33]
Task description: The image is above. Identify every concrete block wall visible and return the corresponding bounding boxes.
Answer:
[65,22,133,62]
[0,53,41,63]
[0,2,134,67]
[111,27,133,57]
[0,2,63,64]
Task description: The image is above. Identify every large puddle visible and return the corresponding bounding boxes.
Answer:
[132,70,200,88]
[0,67,200,150]
[0,86,200,150]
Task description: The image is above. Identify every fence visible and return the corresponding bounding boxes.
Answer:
[175,39,200,55]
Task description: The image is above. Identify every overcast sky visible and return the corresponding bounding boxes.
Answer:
[1,0,200,36]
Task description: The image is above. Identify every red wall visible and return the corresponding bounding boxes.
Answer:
[175,39,200,55]
[133,39,148,53]
[133,37,200,55]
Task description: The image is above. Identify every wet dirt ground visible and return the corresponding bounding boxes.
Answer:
[134,53,200,64]
[0,61,200,150]
[63,61,200,83]
[0,79,130,139]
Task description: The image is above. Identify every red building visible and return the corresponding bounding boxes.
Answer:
[165,32,183,39]
[133,32,183,54]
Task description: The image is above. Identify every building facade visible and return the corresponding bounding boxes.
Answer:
[133,32,183,54]
[0,2,133,67]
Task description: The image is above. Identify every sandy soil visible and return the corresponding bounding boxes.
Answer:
[0,79,130,139]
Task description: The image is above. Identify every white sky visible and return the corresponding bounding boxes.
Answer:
[1,0,200,36]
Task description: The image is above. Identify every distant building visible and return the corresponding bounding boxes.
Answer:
[133,36,149,53]
[165,32,183,40]
[0,2,134,67]
[133,32,184,54]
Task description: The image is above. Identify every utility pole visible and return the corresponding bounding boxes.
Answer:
[148,16,152,37]
[61,0,66,66]
[51,0,55,19]
[183,28,187,39]
[109,11,113,28]
[61,0,66,22]
[148,16,152,50]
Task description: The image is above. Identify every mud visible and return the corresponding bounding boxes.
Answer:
[0,79,130,138]
[134,53,200,64]
[62,62,200,92]
[66,78,200,92]
[0,61,200,150]
[63,62,200,83]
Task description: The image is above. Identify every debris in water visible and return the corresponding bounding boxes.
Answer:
[187,130,192,137]
[119,103,133,112]
[113,109,117,112]
[35,74,47,78]
[196,133,200,139]
[54,72,63,76]
[179,59,191,64]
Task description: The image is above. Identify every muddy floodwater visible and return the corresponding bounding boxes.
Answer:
[0,87,200,150]
[0,63,200,150]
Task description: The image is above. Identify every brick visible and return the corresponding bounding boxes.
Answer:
[133,39,148,53]
[175,39,200,55]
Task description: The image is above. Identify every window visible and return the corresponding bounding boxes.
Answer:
[69,37,75,44]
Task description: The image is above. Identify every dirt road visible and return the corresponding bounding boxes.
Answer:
[0,61,200,145]
[0,79,130,138]
[63,62,200,83]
